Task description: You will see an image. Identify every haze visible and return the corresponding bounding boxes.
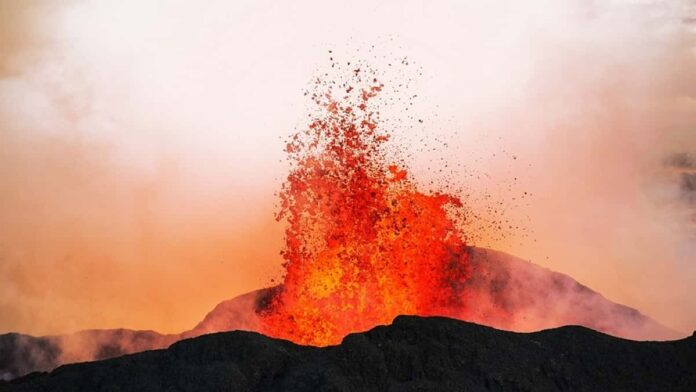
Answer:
[1,0,694,336]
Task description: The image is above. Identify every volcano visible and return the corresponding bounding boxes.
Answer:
[191,247,678,341]
[2,316,694,392]
[0,247,680,380]
[0,67,687,386]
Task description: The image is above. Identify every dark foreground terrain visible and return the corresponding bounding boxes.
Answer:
[1,316,694,392]
[1,247,680,380]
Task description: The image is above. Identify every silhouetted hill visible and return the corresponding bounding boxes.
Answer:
[0,247,681,380]
[2,316,694,392]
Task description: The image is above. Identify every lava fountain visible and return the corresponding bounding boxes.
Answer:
[257,69,485,346]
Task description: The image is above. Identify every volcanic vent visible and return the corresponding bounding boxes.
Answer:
[253,67,483,346]
[0,63,682,381]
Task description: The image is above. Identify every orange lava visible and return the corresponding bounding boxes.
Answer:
[258,73,473,346]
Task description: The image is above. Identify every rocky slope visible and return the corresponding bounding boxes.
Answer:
[2,316,694,392]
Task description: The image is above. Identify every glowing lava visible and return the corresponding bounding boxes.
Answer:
[258,72,473,346]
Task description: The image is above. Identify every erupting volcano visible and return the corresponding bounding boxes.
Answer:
[0,64,683,383]
[257,69,503,346]
[0,65,686,387]
[3,0,696,389]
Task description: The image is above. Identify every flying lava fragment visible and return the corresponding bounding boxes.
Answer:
[257,69,483,346]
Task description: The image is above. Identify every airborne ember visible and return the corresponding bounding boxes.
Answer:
[257,66,479,346]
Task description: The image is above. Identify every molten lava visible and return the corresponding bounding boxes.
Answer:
[258,73,474,346]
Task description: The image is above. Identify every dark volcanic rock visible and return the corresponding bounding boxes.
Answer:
[0,247,681,381]
[2,316,694,392]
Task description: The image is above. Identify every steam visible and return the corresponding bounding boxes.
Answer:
[461,0,696,334]
[0,0,694,369]
[0,1,285,337]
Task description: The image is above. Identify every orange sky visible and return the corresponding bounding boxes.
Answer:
[1,0,695,336]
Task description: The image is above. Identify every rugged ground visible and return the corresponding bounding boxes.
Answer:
[0,247,681,380]
[1,316,694,392]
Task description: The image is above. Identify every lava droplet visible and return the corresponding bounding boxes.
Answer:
[257,67,477,346]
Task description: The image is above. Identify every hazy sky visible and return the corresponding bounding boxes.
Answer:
[1,0,695,335]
